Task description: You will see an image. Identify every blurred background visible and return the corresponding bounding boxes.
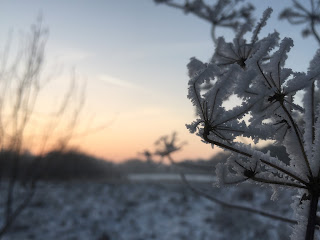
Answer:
[0,0,318,239]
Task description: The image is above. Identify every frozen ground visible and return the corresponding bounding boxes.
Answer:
[0,177,296,240]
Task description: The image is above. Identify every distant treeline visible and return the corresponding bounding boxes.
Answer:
[0,149,123,181]
[0,144,290,181]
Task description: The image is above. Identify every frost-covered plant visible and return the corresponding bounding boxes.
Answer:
[213,8,278,69]
[187,8,320,240]
[154,132,186,158]
[279,0,320,43]
[153,0,254,42]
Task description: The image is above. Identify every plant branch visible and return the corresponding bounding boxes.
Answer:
[166,154,298,225]
[252,176,308,189]
[280,102,313,177]
[310,18,320,44]
[202,131,309,186]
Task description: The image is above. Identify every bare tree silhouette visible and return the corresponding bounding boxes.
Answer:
[0,18,86,238]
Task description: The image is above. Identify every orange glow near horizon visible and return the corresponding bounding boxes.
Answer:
[70,110,222,163]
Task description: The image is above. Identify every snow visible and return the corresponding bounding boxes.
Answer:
[128,173,215,182]
[0,180,296,240]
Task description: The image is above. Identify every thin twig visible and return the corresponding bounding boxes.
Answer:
[180,173,297,225]
[167,154,297,226]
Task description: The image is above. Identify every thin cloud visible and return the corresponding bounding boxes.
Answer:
[98,74,141,90]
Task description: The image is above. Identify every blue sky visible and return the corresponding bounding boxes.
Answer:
[0,0,318,161]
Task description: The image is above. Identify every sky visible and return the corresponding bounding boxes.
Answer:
[0,0,318,162]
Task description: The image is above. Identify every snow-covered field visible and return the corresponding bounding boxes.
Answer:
[0,177,296,240]
[128,173,215,182]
